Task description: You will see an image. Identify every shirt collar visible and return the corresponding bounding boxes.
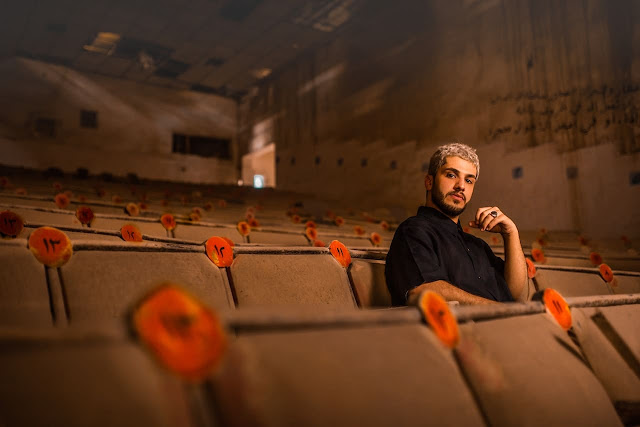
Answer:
[417,206,463,234]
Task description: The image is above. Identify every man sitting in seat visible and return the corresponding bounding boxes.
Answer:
[385,143,528,305]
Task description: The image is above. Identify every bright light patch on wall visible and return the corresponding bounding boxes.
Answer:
[83,32,121,55]
[250,117,275,152]
[298,64,345,95]
[251,68,272,79]
[253,175,265,188]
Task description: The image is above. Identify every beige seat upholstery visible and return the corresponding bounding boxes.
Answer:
[349,259,392,307]
[571,306,640,425]
[247,231,309,245]
[213,323,486,427]
[535,268,612,296]
[0,328,193,427]
[60,250,234,323]
[612,274,640,294]
[596,304,640,363]
[230,253,356,308]
[0,243,52,327]
[457,314,622,426]
[172,223,239,242]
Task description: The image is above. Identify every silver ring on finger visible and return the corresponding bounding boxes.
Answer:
[490,210,498,218]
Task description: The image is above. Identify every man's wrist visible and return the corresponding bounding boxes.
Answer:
[500,227,519,240]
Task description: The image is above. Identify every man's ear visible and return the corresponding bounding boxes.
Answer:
[424,174,433,191]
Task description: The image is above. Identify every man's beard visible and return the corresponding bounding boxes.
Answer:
[431,185,466,218]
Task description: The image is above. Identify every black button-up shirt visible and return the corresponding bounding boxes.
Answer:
[385,206,514,305]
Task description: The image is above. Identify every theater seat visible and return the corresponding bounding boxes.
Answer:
[0,242,52,327]
[317,234,373,248]
[612,273,640,294]
[171,223,239,242]
[246,231,309,245]
[2,205,78,228]
[229,253,356,308]
[594,304,640,363]
[456,314,622,426]
[537,255,593,268]
[22,226,125,242]
[90,217,167,238]
[213,322,486,426]
[0,194,58,209]
[608,258,640,273]
[59,248,234,323]
[534,253,640,273]
[0,327,193,427]
[349,259,392,307]
[534,268,612,297]
[1,204,170,238]
[570,307,640,425]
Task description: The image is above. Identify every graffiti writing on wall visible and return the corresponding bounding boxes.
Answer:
[486,84,640,151]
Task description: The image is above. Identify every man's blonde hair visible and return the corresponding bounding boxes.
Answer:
[427,143,479,179]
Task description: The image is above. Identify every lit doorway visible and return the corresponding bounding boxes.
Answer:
[242,143,276,188]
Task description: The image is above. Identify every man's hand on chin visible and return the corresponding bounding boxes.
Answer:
[468,206,518,237]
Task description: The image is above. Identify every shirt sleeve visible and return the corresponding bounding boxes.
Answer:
[385,223,449,305]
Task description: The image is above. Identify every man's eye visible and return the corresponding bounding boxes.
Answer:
[446,173,455,178]
[466,179,474,184]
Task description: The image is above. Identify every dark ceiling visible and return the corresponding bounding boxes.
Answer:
[0,0,376,100]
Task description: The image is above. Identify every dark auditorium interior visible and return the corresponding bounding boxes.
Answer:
[1,0,640,426]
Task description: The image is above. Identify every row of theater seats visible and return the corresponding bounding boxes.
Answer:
[0,197,390,248]
[2,296,639,426]
[3,171,638,258]
[0,234,377,327]
[1,169,639,426]
[0,171,394,229]
[2,171,639,252]
[2,229,639,328]
[3,192,639,273]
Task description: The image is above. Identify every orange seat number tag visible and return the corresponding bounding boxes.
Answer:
[54,193,70,209]
[305,227,318,242]
[599,264,614,283]
[132,284,228,382]
[205,236,234,267]
[28,227,73,267]
[543,288,572,331]
[370,232,382,246]
[237,221,251,236]
[75,206,95,225]
[531,248,546,263]
[126,203,140,217]
[329,240,351,267]
[419,291,460,349]
[525,258,536,278]
[0,210,24,237]
[161,213,177,231]
[121,224,143,242]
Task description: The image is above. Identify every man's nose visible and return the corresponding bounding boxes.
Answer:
[454,177,465,190]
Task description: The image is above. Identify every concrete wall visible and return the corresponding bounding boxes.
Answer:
[0,57,238,184]
[240,0,640,239]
